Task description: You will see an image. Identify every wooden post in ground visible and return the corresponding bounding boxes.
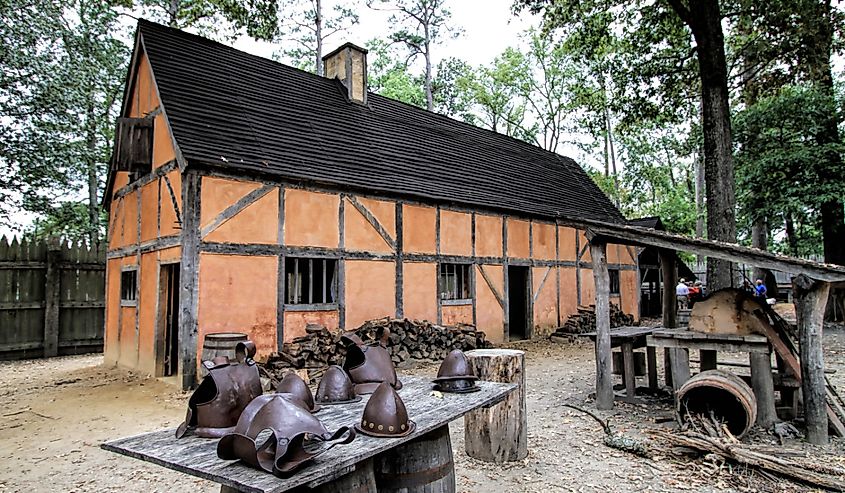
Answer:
[589,240,613,410]
[749,351,777,428]
[659,249,686,388]
[464,349,527,462]
[43,238,61,358]
[793,274,830,445]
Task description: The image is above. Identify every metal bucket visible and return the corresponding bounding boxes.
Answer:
[201,332,248,363]
[677,369,757,438]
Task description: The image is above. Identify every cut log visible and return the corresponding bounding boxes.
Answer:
[464,349,527,463]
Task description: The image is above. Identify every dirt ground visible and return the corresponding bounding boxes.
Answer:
[2,324,845,493]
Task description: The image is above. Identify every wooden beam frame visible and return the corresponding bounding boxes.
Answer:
[590,240,613,410]
[346,195,396,250]
[200,184,274,238]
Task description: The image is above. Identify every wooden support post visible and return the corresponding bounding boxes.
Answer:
[699,350,717,371]
[590,241,613,410]
[647,346,658,391]
[622,342,636,398]
[793,274,830,445]
[179,171,201,391]
[464,349,527,462]
[750,351,777,428]
[668,349,690,391]
[660,249,678,387]
[43,238,61,358]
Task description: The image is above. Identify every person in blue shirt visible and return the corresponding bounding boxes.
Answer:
[754,279,767,299]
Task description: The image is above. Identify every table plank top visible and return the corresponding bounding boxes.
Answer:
[581,326,659,340]
[650,328,769,343]
[101,375,515,493]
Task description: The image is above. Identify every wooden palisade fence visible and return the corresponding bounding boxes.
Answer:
[0,236,105,360]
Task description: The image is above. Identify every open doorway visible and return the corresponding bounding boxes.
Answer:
[158,263,180,377]
[508,266,530,341]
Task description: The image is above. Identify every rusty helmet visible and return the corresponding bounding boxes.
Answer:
[354,382,415,438]
[217,394,355,476]
[341,330,403,395]
[433,349,479,393]
[315,365,361,405]
[275,372,320,413]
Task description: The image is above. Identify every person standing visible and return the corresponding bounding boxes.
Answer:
[676,278,690,310]
[755,279,768,300]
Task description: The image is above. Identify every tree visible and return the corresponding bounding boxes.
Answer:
[368,0,460,111]
[365,38,426,107]
[517,0,737,290]
[136,0,278,39]
[1,0,128,242]
[274,0,359,75]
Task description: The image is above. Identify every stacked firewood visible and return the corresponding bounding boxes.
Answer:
[262,318,492,383]
[551,304,636,336]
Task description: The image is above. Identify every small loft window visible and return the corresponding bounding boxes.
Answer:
[609,269,620,295]
[121,269,138,305]
[114,117,153,182]
[286,258,337,305]
[439,263,471,302]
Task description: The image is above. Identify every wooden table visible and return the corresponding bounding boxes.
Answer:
[102,375,515,493]
[582,326,660,401]
[647,328,777,426]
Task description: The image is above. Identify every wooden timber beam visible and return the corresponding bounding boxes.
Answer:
[346,195,396,251]
[477,265,504,309]
[200,184,274,238]
[590,239,613,410]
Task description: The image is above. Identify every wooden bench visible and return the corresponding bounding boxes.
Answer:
[102,375,515,492]
[582,326,660,401]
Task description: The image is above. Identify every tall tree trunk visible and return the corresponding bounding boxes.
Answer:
[605,103,620,206]
[670,0,737,290]
[168,0,180,27]
[799,0,845,266]
[424,34,433,111]
[315,0,323,76]
[784,212,798,256]
[86,97,98,245]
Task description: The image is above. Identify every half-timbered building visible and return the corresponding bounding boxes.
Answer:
[104,20,639,388]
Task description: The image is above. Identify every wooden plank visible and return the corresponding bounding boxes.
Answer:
[590,241,613,410]
[201,184,275,238]
[647,346,658,391]
[622,341,636,398]
[102,376,515,493]
[346,195,395,251]
[647,335,771,354]
[179,171,201,390]
[43,240,61,358]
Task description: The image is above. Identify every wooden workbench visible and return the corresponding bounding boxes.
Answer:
[582,326,660,401]
[102,375,515,493]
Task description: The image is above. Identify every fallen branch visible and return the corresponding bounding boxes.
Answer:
[563,404,650,458]
[654,429,845,491]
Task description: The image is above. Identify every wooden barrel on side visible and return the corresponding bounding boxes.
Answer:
[201,333,247,363]
[677,369,757,438]
[373,425,455,493]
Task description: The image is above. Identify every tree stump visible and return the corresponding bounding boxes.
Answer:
[464,349,527,462]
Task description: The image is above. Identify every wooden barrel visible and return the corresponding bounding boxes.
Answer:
[285,458,377,493]
[678,369,757,438]
[373,425,455,493]
[201,332,247,363]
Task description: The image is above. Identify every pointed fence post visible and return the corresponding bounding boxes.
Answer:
[43,237,62,358]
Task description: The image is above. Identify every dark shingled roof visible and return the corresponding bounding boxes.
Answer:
[135,20,624,223]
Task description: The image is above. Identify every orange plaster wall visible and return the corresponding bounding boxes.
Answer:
[198,254,278,360]
[558,226,577,261]
[581,268,596,306]
[532,267,558,335]
[345,197,394,253]
[559,268,578,319]
[403,263,437,322]
[123,191,139,248]
[620,270,639,321]
[158,246,181,263]
[137,252,158,375]
[442,304,472,326]
[200,177,260,228]
[507,219,530,259]
[439,210,472,256]
[345,260,394,329]
[206,189,278,245]
[104,259,122,364]
[284,311,339,342]
[140,181,158,243]
[152,112,176,167]
[160,171,182,238]
[607,244,621,264]
[475,265,504,343]
[403,205,436,254]
[108,197,125,251]
[533,222,556,260]
[475,215,503,258]
[285,189,339,248]
[127,53,176,169]
[119,305,137,369]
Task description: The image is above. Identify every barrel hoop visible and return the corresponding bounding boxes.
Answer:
[376,460,454,489]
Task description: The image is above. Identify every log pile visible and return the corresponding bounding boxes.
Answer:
[262,318,493,383]
[551,303,636,336]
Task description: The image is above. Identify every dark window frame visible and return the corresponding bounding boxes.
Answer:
[438,263,472,304]
[285,257,338,309]
[609,268,620,296]
[120,268,138,306]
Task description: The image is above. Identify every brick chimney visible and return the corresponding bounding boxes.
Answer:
[322,43,368,104]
